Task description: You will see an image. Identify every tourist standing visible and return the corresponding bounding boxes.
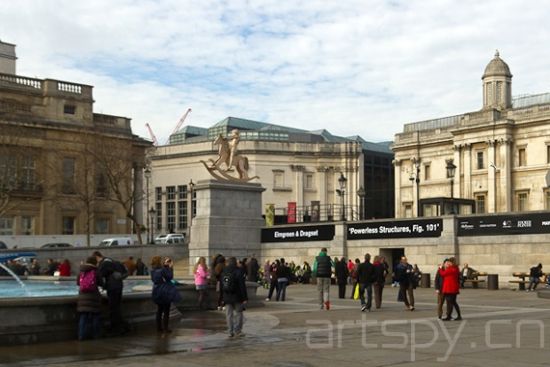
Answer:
[439,257,462,321]
[151,256,182,335]
[335,257,349,299]
[266,260,279,301]
[29,258,41,275]
[302,261,312,284]
[357,254,375,312]
[395,256,415,311]
[350,258,360,299]
[313,247,334,310]
[372,256,385,309]
[58,259,71,276]
[213,255,226,310]
[247,256,260,283]
[434,260,446,319]
[76,256,101,340]
[222,257,248,338]
[194,256,209,309]
[94,251,129,335]
[276,258,291,301]
[347,259,355,284]
[136,258,148,275]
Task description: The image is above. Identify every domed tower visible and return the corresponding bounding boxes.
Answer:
[482,50,512,109]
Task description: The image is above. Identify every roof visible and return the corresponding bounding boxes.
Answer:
[512,92,550,109]
[348,136,393,154]
[211,116,308,134]
[482,50,512,78]
[175,125,208,136]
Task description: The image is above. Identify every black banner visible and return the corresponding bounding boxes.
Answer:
[261,224,335,243]
[347,219,443,240]
[457,212,550,236]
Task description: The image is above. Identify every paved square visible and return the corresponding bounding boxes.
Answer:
[1,284,549,367]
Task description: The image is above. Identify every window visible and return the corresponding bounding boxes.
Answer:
[64,104,76,114]
[95,218,109,234]
[404,203,412,218]
[166,202,176,233]
[178,201,187,230]
[547,145,550,164]
[155,187,162,201]
[517,192,529,212]
[0,155,17,189]
[155,202,162,231]
[476,151,484,169]
[305,173,314,190]
[424,164,431,181]
[21,216,34,235]
[62,216,75,234]
[273,171,284,188]
[0,217,14,235]
[545,190,550,210]
[518,148,526,167]
[21,155,36,190]
[475,194,486,214]
[96,172,108,197]
[178,185,187,199]
[62,158,75,194]
[166,186,176,201]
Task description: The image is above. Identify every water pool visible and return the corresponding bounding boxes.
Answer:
[0,280,152,298]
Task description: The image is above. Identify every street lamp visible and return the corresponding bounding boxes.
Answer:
[187,179,195,240]
[148,207,156,244]
[144,167,151,244]
[409,157,421,217]
[446,159,456,199]
[357,186,366,220]
[336,173,347,221]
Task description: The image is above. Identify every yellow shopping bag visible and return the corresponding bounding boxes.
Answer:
[353,283,360,300]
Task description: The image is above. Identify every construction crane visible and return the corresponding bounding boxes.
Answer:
[145,123,159,146]
[166,108,192,143]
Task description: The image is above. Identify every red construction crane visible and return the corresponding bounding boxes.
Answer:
[145,123,158,146]
[168,108,192,142]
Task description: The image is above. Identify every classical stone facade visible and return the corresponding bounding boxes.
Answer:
[150,117,393,236]
[393,51,550,217]
[0,41,150,243]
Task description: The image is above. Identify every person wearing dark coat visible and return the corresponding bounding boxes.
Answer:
[335,257,349,299]
[395,256,415,311]
[357,253,376,311]
[372,256,386,309]
[150,255,182,335]
[222,257,248,337]
[76,257,102,340]
[434,260,446,319]
[275,258,291,301]
[247,257,260,283]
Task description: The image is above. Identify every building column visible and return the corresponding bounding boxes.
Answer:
[500,138,513,212]
[291,164,305,208]
[487,140,497,213]
[393,159,402,217]
[453,145,462,198]
[463,144,472,198]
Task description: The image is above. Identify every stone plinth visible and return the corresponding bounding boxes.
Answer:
[189,180,264,269]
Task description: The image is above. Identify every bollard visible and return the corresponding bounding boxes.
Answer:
[487,274,499,290]
[421,273,431,288]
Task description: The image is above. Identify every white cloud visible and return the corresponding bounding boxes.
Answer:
[2,0,550,143]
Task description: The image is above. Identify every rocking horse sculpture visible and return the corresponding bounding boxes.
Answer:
[200,130,259,182]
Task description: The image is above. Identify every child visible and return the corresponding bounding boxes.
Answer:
[76,256,102,340]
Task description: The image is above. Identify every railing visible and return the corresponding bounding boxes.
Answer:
[0,73,42,89]
[56,81,82,94]
[403,114,462,132]
[271,204,361,224]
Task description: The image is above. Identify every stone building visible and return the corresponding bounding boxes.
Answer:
[149,117,393,236]
[393,51,550,218]
[0,41,150,243]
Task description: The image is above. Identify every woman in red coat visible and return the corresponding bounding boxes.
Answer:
[438,257,462,321]
[58,259,71,277]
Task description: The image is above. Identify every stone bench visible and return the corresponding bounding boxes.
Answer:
[463,279,485,289]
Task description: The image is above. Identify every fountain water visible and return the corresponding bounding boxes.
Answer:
[0,262,27,289]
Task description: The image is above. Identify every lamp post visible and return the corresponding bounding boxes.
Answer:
[144,167,151,244]
[409,158,421,217]
[336,173,347,221]
[357,186,366,220]
[446,159,457,199]
[148,207,156,244]
[186,179,195,240]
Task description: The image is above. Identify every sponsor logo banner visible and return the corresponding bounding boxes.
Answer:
[457,212,550,236]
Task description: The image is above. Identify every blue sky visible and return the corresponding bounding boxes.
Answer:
[1,0,550,143]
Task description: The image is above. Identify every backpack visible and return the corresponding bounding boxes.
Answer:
[79,269,97,293]
[111,260,129,281]
[222,270,236,292]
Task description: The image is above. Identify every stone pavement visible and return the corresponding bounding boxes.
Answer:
[2,284,550,367]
